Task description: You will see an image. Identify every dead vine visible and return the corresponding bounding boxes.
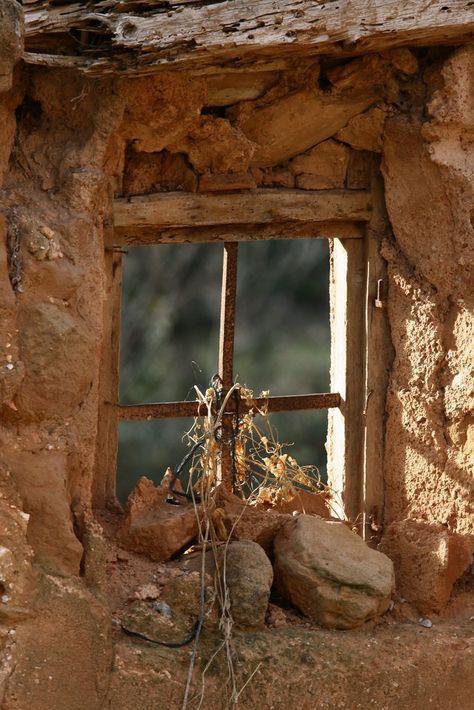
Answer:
[177,382,332,708]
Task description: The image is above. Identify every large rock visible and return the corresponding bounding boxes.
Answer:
[217,540,273,629]
[274,516,394,629]
[2,451,83,576]
[119,477,200,562]
[289,139,349,189]
[17,302,96,421]
[237,89,376,167]
[0,0,23,93]
[380,519,473,614]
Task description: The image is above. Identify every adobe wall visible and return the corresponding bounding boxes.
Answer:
[0,37,473,708]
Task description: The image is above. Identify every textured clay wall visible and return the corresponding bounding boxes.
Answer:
[0,41,473,708]
[382,47,474,534]
[379,47,474,610]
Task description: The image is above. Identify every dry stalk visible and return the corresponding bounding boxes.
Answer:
[181,384,332,708]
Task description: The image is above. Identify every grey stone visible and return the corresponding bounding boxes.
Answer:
[217,540,273,629]
[274,515,394,629]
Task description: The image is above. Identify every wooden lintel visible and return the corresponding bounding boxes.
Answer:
[108,220,365,247]
[113,190,371,238]
[23,1,474,76]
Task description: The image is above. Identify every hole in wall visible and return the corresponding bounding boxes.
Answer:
[15,97,42,133]
[200,105,229,118]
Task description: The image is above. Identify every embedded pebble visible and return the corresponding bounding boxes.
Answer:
[152,600,172,618]
[418,617,433,628]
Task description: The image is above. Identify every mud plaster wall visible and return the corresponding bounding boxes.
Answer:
[0,44,473,708]
[381,46,474,535]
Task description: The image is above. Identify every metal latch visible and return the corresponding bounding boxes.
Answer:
[375,279,385,309]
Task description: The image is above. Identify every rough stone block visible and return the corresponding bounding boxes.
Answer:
[336,106,387,152]
[214,487,291,555]
[119,477,200,562]
[274,515,394,629]
[271,489,331,517]
[2,451,83,576]
[380,519,474,614]
[17,302,96,420]
[217,540,273,629]
[289,139,349,189]
[238,90,375,167]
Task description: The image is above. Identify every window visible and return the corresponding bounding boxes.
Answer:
[94,164,390,540]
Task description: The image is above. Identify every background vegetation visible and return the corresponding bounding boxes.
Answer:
[118,239,330,502]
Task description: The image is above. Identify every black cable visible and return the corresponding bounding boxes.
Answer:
[121,619,200,648]
[168,437,204,504]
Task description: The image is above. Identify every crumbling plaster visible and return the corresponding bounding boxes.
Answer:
[0,36,473,708]
[381,46,474,536]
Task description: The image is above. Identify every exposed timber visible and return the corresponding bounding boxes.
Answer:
[22,1,474,76]
[113,189,372,240]
[108,221,365,247]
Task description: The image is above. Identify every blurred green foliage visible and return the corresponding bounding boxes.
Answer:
[117,239,330,503]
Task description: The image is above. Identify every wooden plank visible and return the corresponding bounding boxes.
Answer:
[326,236,366,525]
[108,221,365,247]
[23,1,474,76]
[92,243,122,508]
[361,160,393,543]
[113,190,372,235]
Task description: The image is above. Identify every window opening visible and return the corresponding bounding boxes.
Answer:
[118,240,337,499]
[99,177,387,536]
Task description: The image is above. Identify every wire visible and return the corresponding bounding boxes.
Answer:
[120,619,200,648]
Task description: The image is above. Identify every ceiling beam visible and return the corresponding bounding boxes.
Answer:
[23,0,474,76]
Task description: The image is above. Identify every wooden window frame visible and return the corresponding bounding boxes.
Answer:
[94,159,390,540]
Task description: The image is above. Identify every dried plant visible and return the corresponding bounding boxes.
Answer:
[179,382,331,709]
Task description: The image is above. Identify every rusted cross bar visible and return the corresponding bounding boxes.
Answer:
[218,241,239,490]
[117,393,341,421]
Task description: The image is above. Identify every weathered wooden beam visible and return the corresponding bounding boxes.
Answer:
[113,190,371,238]
[23,1,474,76]
[361,159,393,543]
[326,236,367,524]
[108,220,365,247]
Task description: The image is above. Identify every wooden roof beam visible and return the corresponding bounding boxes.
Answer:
[23,0,474,76]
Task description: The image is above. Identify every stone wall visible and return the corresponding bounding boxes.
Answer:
[0,31,473,707]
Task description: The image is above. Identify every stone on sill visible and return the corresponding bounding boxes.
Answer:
[274,515,394,629]
[119,477,200,562]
